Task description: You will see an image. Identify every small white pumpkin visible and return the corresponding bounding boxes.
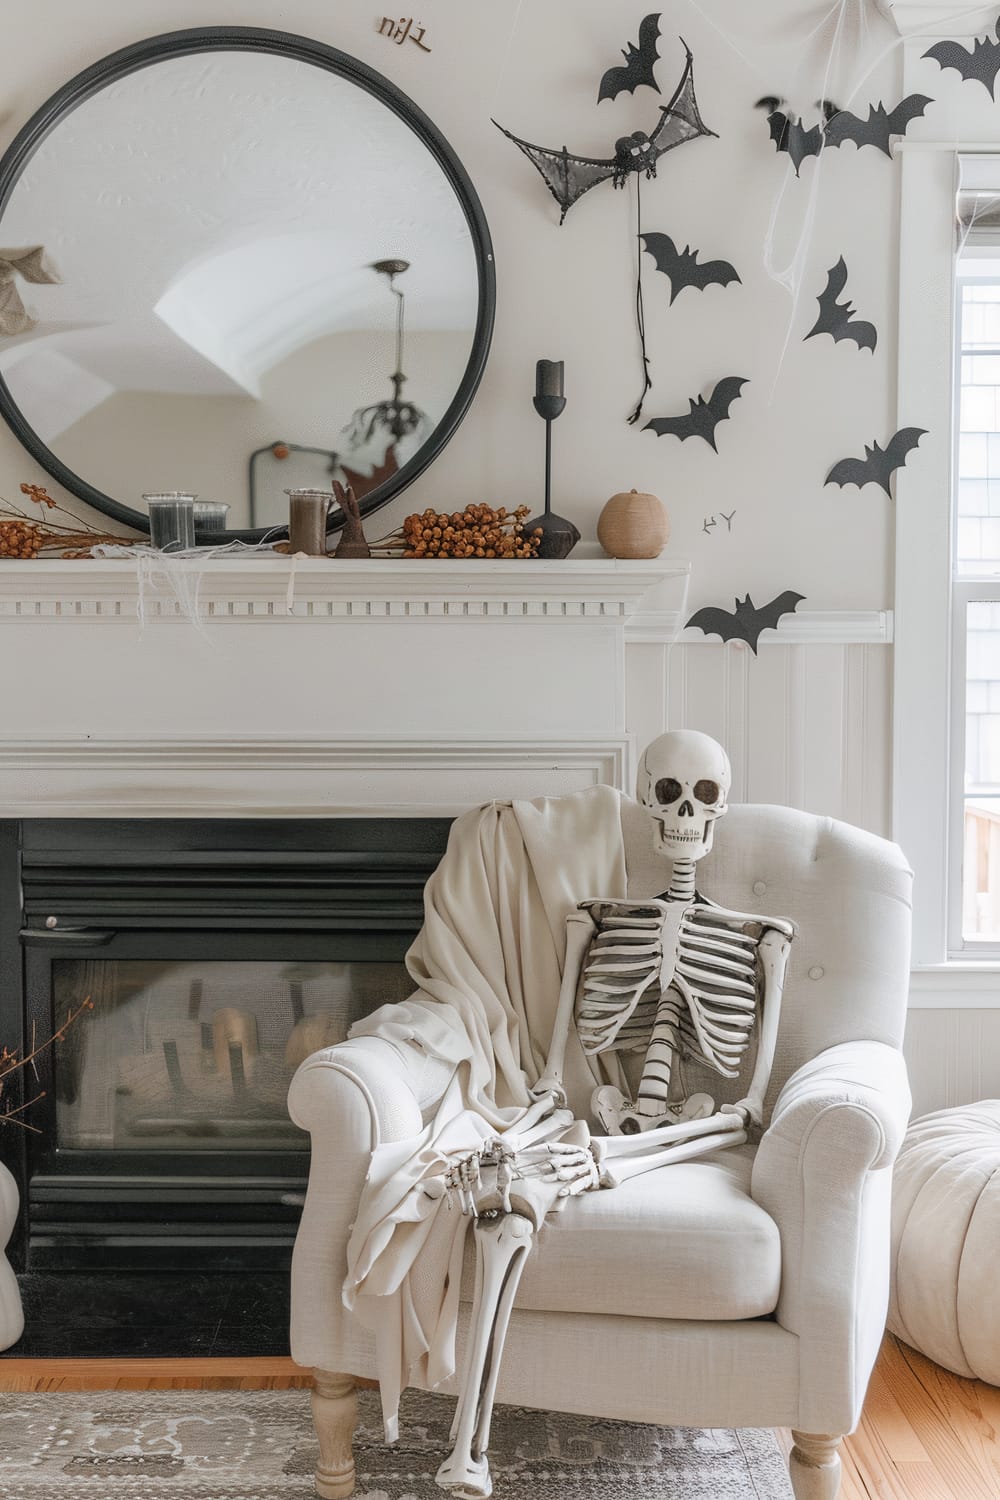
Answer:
[888,1101,1000,1383]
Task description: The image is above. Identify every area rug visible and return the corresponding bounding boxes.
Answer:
[0,1386,794,1498]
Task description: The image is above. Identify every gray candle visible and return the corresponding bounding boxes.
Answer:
[144,492,196,552]
[193,501,230,535]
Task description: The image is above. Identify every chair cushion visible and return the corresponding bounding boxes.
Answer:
[463,1144,781,1322]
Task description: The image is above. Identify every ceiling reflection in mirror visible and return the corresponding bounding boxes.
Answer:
[0,48,481,532]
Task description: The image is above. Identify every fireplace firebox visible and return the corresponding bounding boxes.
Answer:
[0,817,451,1272]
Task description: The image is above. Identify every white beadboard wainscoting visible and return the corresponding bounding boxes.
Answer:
[0,557,984,1118]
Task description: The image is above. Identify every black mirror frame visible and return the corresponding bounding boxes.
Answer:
[0,26,497,543]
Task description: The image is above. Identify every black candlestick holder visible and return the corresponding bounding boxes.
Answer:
[525,359,580,559]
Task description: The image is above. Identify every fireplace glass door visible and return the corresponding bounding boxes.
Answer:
[9,815,451,1268]
[51,957,412,1153]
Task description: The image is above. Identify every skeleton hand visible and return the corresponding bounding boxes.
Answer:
[511,1140,600,1198]
[439,1148,485,1217]
[529,1076,568,1109]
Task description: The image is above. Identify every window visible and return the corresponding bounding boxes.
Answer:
[953,276,1000,949]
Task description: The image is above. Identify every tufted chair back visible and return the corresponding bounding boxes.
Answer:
[619,799,913,1125]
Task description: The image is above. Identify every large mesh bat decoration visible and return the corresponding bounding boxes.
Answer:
[825,427,927,497]
[495,35,714,424]
[598,12,661,103]
[924,18,1000,99]
[640,232,741,303]
[494,45,714,224]
[755,94,932,174]
[643,376,748,450]
[804,258,877,352]
[686,591,806,653]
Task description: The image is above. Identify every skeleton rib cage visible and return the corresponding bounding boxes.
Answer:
[575,897,773,1101]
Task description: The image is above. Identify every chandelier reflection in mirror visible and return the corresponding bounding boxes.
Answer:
[246,260,433,527]
[341,259,432,469]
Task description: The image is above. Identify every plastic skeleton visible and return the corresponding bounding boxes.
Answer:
[432,732,794,1498]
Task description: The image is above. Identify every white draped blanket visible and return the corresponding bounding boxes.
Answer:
[343,787,629,1437]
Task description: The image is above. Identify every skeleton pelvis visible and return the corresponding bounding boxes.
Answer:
[593,1085,716,1136]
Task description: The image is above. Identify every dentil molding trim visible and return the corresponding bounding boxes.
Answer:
[0,559,891,645]
[0,557,688,621]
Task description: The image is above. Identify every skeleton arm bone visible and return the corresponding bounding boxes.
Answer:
[530,910,596,1105]
[721,925,791,1128]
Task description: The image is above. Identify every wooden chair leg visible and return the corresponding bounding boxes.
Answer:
[789,1432,842,1499]
[311,1370,358,1499]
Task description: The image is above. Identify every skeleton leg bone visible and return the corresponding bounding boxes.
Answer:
[593,1117,748,1187]
[436,1208,535,1498]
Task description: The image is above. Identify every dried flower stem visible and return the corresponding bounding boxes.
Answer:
[0,996,93,1131]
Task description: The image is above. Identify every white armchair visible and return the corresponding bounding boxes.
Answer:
[289,802,912,1500]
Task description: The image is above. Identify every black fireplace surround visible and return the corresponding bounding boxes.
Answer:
[0,817,451,1284]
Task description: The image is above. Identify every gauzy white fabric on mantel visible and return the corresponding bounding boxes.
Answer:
[344,785,633,1437]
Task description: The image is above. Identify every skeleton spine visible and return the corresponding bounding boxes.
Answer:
[636,858,696,1114]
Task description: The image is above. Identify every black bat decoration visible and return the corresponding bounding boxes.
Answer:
[804,257,877,352]
[825,427,928,497]
[640,232,741,303]
[686,592,806,654]
[643,377,748,451]
[599,13,661,103]
[924,18,1000,99]
[756,93,930,171]
[755,96,838,175]
[494,47,715,223]
[823,95,933,157]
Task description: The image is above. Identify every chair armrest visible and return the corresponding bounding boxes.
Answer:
[751,1040,911,1435]
[287,1033,457,1372]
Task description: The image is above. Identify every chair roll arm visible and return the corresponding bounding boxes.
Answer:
[751,1039,912,1435]
[287,1035,456,1371]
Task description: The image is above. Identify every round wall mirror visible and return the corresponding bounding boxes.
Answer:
[0,27,495,541]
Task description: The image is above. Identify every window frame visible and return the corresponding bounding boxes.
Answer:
[896,135,1000,976]
[947,277,1000,957]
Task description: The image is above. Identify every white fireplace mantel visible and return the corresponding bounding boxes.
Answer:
[0,556,687,623]
[0,556,691,817]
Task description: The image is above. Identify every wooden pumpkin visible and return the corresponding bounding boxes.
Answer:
[888,1101,1000,1383]
[597,489,670,559]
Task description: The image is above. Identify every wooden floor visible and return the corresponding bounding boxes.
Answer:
[1,1335,997,1498]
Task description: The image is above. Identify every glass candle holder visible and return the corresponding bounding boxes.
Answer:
[193,501,230,535]
[144,492,196,552]
[285,488,331,556]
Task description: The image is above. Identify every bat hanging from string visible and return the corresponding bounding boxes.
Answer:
[494,33,716,423]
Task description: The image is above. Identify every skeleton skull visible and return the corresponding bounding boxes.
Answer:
[637,730,731,861]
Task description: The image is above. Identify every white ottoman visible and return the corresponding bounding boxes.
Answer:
[888,1101,1000,1383]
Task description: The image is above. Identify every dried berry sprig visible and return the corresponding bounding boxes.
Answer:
[0,996,93,1132]
[0,484,141,558]
[372,504,543,559]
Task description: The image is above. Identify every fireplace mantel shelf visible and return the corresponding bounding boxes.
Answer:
[0,556,690,622]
